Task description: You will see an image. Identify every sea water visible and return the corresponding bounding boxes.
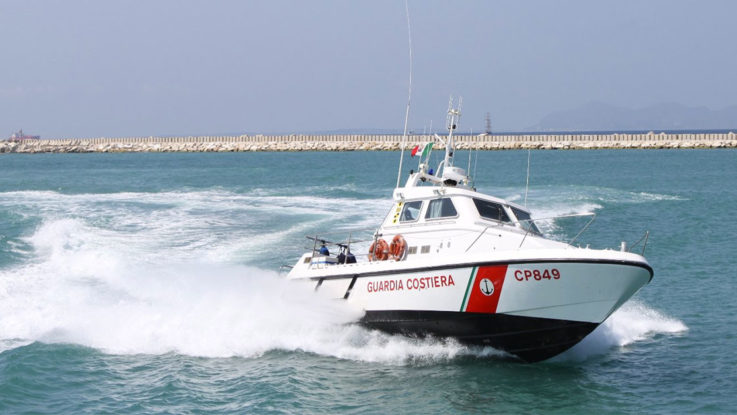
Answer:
[0,150,734,414]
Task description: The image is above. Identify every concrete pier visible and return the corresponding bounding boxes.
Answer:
[1,132,736,153]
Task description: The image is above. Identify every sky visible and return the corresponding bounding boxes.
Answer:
[2,0,737,138]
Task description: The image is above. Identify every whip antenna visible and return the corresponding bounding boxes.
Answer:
[524,149,531,206]
[467,129,473,175]
[396,0,413,188]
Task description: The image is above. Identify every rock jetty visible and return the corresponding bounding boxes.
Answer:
[1,132,735,153]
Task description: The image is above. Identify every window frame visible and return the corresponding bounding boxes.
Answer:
[424,197,459,221]
[399,200,424,223]
[472,198,512,224]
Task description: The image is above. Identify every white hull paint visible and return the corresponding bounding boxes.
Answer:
[304,257,651,324]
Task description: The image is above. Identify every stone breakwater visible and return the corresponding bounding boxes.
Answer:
[1,132,736,153]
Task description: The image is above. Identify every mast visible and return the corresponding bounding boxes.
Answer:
[434,96,471,187]
[443,96,462,173]
[398,97,471,190]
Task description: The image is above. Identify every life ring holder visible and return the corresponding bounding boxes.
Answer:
[389,234,407,261]
[368,238,390,261]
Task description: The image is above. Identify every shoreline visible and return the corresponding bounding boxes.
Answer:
[2,132,736,153]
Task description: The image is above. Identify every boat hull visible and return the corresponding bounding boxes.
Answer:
[361,310,597,362]
[301,257,652,361]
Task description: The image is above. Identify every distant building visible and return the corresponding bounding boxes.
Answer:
[7,129,40,142]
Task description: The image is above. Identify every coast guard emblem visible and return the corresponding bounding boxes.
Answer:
[479,278,494,296]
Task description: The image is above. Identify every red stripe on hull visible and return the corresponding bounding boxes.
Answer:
[465,265,508,313]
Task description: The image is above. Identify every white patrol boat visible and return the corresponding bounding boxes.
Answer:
[285,100,653,362]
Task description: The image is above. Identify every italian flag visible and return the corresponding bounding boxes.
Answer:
[411,142,433,158]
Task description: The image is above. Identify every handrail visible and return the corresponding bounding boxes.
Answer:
[383,218,458,229]
[568,213,597,245]
[305,228,377,249]
[628,230,650,255]
[306,229,379,265]
[465,226,488,253]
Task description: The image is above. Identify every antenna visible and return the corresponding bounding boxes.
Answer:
[473,145,479,187]
[524,149,531,206]
[467,128,473,174]
[395,0,413,188]
[485,112,492,135]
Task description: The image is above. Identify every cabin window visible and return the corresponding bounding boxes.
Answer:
[400,200,423,222]
[511,207,542,234]
[425,198,458,219]
[473,198,511,223]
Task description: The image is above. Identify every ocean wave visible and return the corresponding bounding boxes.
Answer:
[0,190,390,266]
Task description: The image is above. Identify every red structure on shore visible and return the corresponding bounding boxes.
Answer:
[7,130,40,142]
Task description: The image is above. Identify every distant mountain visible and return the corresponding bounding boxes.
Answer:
[527,102,737,132]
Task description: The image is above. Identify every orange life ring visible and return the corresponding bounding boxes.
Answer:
[368,238,390,261]
[389,234,407,260]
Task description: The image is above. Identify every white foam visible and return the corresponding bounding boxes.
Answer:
[0,212,480,364]
[554,300,688,361]
[0,253,494,363]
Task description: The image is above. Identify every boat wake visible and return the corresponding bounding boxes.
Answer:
[0,218,684,364]
[0,189,685,364]
[0,217,460,362]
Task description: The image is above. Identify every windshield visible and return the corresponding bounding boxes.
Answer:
[511,207,542,235]
[473,198,511,223]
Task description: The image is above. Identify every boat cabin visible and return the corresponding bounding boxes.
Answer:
[382,186,541,236]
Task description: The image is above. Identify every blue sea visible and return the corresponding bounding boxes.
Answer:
[0,149,735,414]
